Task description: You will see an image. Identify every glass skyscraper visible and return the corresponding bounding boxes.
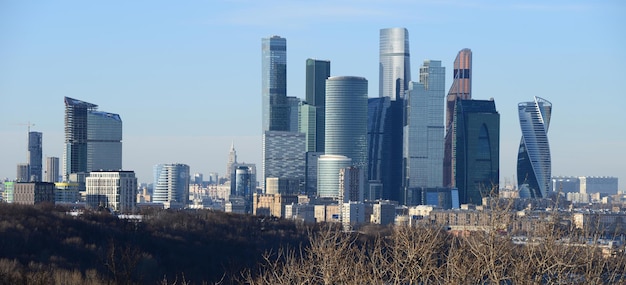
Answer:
[64,97,97,178]
[317,155,352,199]
[444,49,472,188]
[379,28,411,101]
[261,35,288,132]
[153,163,190,208]
[304,58,330,152]
[262,131,305,192]
[325,76,368,168]
[450,99,500,205]
[403,60,445,190]
[28,131,43,182]
[87,111,122,172]
[517,96,552,198]
[44,156,59,183]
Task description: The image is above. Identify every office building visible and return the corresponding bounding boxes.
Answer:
[45,157,60,183]
[54,182,81,203]
[3,182,14,203]
[325,76,368,167]
[517,96,552,198]
[16,163,29,182]
[579,176,618,195]
[367,97,403,202]
[403,60,445,192]
[86,171,137,212]
[234,166,252,197]
[444,49,472,188]
[305,152,323,196]
[28,131,43,181]
[13,182,55,205]
[339,166,365,203]
[230,162,257,195]
[379,28,411,101]
[317,155,352,199]
[262,131,305,192]
[87,111,122,172]
[304,58,331,152]
[153,163,190,209]
[449,99,500,204]
[261,35,289,132]
[64,97,97,178]
[287,96,301,132]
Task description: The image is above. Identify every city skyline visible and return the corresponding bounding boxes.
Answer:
[1,1,625,189]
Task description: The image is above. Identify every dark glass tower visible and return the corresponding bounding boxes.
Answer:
[261,36,288,132]
[444,49,472,188]
[28,131,43,181]
[517,96,552,198]
[305,58,330,152]
[64,97,97,179]
[451,99,500,204]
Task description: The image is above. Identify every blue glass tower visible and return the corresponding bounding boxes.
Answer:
[261,36,288,132]
[517,96,552,198]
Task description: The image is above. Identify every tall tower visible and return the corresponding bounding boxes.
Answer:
[451,99,500,204]
[64,97,97,179]
[261,35,288,132]
[304,58,331,152]
[403,60,445,192]
[324,76,368,168]
[517,96,552,198]
[153,163,190,209]
[226,141,237,178]
[44,157,59,183]
[87,111,122,172]
[379,28,411,101]
[28,131,43,181]
[443,49,472,187]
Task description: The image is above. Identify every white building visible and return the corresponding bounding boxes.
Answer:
[86,170,137,213]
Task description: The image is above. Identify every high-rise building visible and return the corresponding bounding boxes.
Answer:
[339,166,365,203]
[16,163,29,182]
[262,131,305,193]
[28,131,42,181]
[304,152,323,197]
[450,99,500,204]
[87,111,122,172]
[86,170,137,212]
[318,155,352,199]
[304,58,331,152]
[324,76,368,168]
[517,96,552,198]
[403,60,446,192]
[261,35,288,132]
[287,96,301,132]
[44,157,59,183]
[367,97,403,202]
[230,162,257,195]
[379,28,411,101]
[153,163,190,209]
[226,142,237,179]
[444,49,472,187]
[64,97,97,178]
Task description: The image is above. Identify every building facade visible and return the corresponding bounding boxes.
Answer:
[379,27,411,101]
[317,155,352,199]
[325,76,368,168]
[304,58,331,152]
[262,131,305,192]
[517,96,552,198]
[64,97,97,178]
[261,35,289,132]
[403,60,446,193]
[13,182,55,205]
[86,171,137,212]
[28,131,43,181]
[16,163,29,182]
[153,163,190,209]
[45,156,60,183]
[87,111,122,172]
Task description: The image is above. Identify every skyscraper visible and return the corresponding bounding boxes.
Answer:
[44,157,59,183]
[262,131,305,193]
[318,155,352,199]
[153,163,190,209]
[226,141,237,178]
[287,96,301,132]
[324,76,368,168]
[304,58,330,152]
[517,96,552,198]
[450,99,500,204]
[379,28,411,101]
[64,97,97,178]
[444,49,472,188]
[16,163,29,182]
[261,35,288,132]
[403,60,445,191]
[87,111,122,172]
[28,131,43,181]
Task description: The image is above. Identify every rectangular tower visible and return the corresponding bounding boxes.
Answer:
[87,111,122,172]
[86,170,137,212]
[305,58,330,152]
[63,97,97,179]
[28,131,43,181]
[44,157,59,183]
[262,131,305,193]
[261,36,288,132]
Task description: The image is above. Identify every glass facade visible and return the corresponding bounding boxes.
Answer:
[517,96,552,198]
[153,163,190,207]
[28,131,42,182]
[64,97,97,179]
[379,28,411,101]
[325,76,368,168]
[262,131,305,192]
[87,111,122,172]
[404,60,445,192]
[44,157,59,183]
[317,155,352,199]
[452,99,500,204]
[261,36,288,132]
[305,59,330,153]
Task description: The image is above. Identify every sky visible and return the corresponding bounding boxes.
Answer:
[1,0,625,190]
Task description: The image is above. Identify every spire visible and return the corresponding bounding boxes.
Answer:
[230,141,235,152]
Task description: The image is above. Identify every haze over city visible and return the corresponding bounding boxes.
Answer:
[1,0,624,189]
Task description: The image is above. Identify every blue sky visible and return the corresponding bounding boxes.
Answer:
[1,0,625,189]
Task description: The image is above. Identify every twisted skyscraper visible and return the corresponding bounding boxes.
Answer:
[517,96,552,198]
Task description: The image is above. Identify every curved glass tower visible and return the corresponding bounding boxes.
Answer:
[317,155,352,198]
[517,96,552,198]
[153,163,190,207]
[379,28,410,101]
[325,76,368,168]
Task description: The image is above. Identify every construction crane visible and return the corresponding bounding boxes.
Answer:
[16,121,36,133]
